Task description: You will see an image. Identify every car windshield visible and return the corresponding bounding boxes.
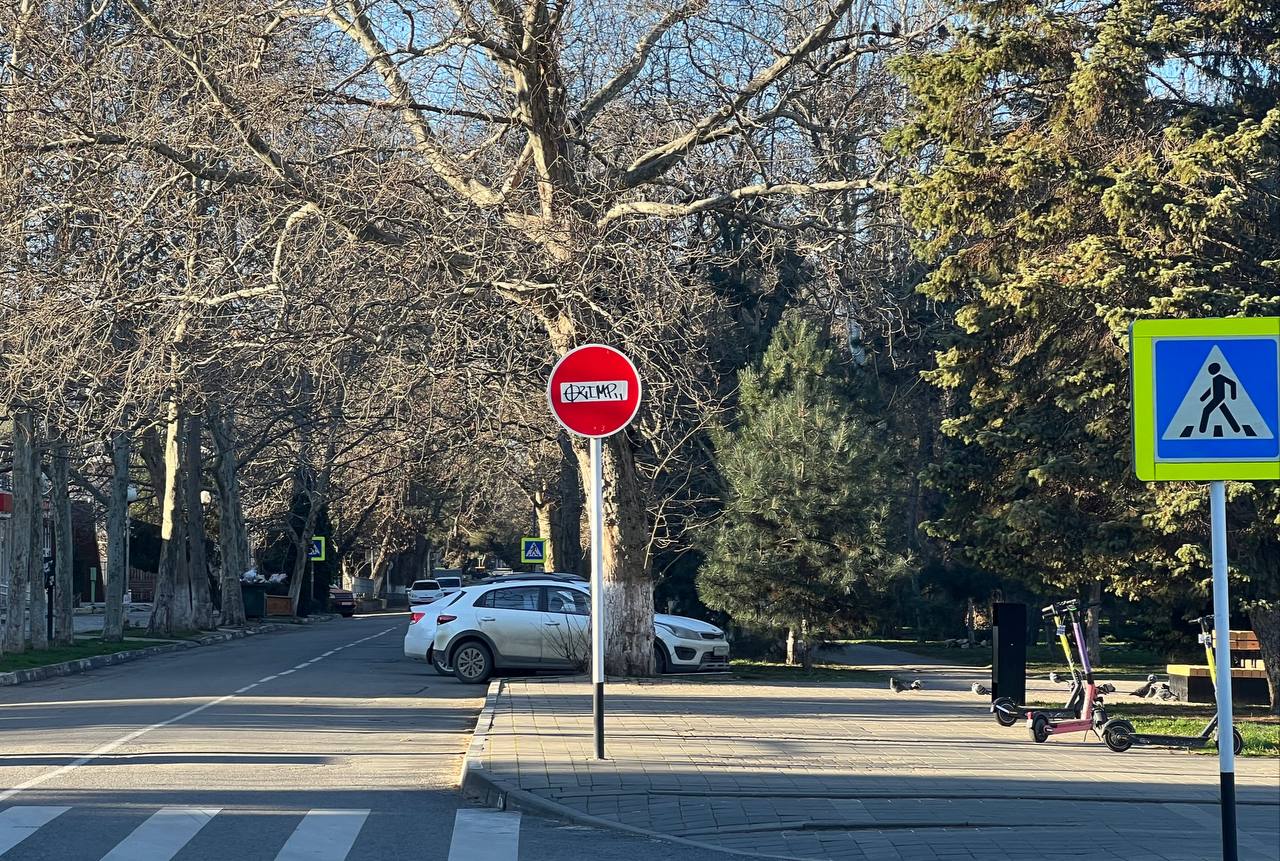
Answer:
[436,577,462,588]
[412,581,439,590]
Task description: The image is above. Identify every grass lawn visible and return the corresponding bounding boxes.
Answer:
[842,638,1166,679]
[0,638,153,673]
[726,659,889,684]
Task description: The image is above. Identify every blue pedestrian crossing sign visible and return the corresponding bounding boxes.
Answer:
[521,537,547,565]
[308,536,327,562]
[1131,318,1280,481]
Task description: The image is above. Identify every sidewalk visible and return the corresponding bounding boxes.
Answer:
[462,675,1280,861]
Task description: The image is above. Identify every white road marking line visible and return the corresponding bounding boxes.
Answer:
[100,807,220,861]
[279,669,296,675]
[274,809,370,861]
[234,684,258,694]
[258,675,278,683]
[0,806,70,855]
[0,627,397,803]
[447,809,521,861]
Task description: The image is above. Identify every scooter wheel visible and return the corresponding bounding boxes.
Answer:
[993,698,1018,727]
[1226,729,1244,756]
[1103,720,1135,753]
[1028,713,1051,743]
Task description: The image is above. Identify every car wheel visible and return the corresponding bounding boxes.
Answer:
[653,644,668,675]
[452,641,493,684]
[430,649,451,676]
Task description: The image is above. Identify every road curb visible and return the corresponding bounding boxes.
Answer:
[0,614,337,688]
[456,678,807,861]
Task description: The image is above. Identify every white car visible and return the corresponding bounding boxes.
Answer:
[428,574,730,683]
[403,592,465,674]
[407,579,444,605]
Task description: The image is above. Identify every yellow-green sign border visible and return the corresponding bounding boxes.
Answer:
[1130,317,1280,482]
[309,536,327,562]
[520,536,547,565]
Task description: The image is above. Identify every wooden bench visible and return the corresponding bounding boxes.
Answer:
[1167,630,1270,705]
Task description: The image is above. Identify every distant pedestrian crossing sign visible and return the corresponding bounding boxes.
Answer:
[521,537,547,565]
[1131,318,1280,481]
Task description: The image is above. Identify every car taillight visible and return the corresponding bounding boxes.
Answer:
[436,614,457,625]
[410,612,425,625]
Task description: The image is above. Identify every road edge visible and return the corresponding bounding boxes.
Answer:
[457,678,806,861]
[0,615,337,687]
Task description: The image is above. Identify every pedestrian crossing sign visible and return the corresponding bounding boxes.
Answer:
[1131,318,1280,481]
[521,537,546,565]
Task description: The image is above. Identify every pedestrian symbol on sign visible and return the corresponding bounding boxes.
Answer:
[520,537,546,565]
[1161,345,1274,442]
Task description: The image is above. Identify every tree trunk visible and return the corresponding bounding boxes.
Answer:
[51,437,75,645]
[966,597,976,646]
[145,403,193,636]
[184,414,214,629]
[1248,603,1280,715]
[1086,580,1103,667]
[573,432,653,676]
[27,429,48,650]
[211,409,247,626]
[786,627,798,666]
[534,495,557,572]
[103,432,130,642]
[800,619,813,672]
[554,433,582,574]
[3,411,35,653]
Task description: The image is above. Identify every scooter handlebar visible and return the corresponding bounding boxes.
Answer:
[1041,599,1080,615]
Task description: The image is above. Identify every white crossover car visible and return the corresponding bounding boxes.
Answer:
[424,574,730,683]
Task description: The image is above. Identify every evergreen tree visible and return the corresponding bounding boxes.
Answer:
[894,0,1280,707]
[698,316,911,663]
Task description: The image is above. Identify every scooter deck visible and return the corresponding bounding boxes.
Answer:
[1125,733,1213,749]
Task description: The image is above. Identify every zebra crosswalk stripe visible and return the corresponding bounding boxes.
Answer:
[0,806,70,855]
[275,809,370,861]
[99,807,221,861]
[447,809,521,861]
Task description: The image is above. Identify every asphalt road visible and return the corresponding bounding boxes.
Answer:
[0,617,741,861]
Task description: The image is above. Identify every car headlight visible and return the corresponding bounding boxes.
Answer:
[659,623,702,640]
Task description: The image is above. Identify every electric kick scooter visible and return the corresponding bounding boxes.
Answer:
[992,600,1084,727]
[1100,615,1244,755]
[1027,602,1108,743]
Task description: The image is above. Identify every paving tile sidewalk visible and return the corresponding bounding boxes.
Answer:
[464,675,1280,861]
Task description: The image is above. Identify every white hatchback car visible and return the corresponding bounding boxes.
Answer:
[407,579,444,605]
[428,574,730,683]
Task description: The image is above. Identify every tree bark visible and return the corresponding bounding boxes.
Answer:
[786,627,798,666]
[51,437,75,644]
[184,414,214,629]
[1086,580,1103,666]
[3,411,35,653]
[145,402,194,636]
[211,409,247,626]
[553,432,583,574]
[573,432,653,676]
[26,428,48,650]
[1248,603,1280,715]
[103,432,130,642]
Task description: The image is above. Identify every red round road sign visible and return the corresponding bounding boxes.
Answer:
[547,344,642,438]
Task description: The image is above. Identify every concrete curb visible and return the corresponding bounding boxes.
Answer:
[457,679,808,861]
[0,614,337,688]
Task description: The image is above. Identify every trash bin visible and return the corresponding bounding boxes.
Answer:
[241,583,267,619]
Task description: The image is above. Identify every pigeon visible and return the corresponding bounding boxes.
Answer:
[889,677,905,693]
[1049,671,1067,685]
[1154,683,1180,701]
[1131,674,1158,698]
[971,682,990,696]
[936,23,948,39]
[910,679,924,691]
[1098,683,1116,695]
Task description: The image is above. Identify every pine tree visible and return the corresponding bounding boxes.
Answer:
[894,0,1280,707]
[698,316,910,664]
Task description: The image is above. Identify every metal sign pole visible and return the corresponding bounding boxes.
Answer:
[1209,480,1237,861]
[589,436,606,760]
